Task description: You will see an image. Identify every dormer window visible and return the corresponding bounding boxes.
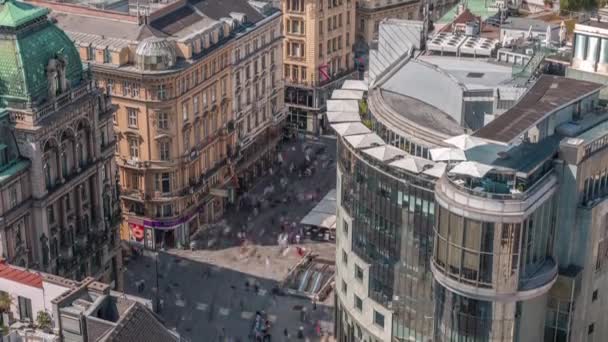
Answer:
[103,47,111,63]
[46,54,69,98]
[87,45,94,61]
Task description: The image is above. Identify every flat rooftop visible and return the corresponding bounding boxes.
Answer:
[474,75,604,144]
[467,134,561,173]
[502,17,559,31]
[417,55,514,90]
[380,89,464,136]
[575,119,608,143]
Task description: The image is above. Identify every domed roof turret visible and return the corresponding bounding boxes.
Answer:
[135,35,176,71]
[0,0,83,108]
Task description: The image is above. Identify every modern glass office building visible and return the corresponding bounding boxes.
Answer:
[332,20,608,342]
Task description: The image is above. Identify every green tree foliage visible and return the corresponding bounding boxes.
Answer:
[36,311,52,330]
[560,0,596,12]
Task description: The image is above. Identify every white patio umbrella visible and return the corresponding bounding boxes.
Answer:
[389,156,434,174]
[449,161,494,178]
[423,162,447,178]
[559,21,566,46]
[430,147,466,162]
[344,133,385,149]
[444,134,487,150]
[362,145,406,162]
[545,25,552,46]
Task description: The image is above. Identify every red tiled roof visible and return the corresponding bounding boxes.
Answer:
[439,8,481,33]
[0,262,43,288]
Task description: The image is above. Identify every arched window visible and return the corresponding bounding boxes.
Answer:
[61,150,68,178]
[44,161,52,188]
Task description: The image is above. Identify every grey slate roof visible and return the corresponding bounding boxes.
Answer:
[189,0,265,23]
[99,303,179,342]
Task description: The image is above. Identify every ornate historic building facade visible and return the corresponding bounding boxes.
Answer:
[282,0,358,134]
[0,0,122,288]
[36,0,285,249]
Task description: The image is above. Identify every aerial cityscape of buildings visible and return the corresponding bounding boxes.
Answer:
[1,0,608,340]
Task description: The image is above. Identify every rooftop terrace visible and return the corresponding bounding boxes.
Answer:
[474,75,604,144]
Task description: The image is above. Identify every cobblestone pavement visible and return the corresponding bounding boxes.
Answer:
[123,136,338,342]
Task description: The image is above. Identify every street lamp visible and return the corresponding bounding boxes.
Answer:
[153,250,161,313]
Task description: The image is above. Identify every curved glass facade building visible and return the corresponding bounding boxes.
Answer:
[332,19,608,342]
[336,134,437,341]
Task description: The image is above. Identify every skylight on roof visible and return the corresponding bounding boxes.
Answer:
[467,72,485,78]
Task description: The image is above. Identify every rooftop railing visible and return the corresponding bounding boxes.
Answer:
[445,168,556,201]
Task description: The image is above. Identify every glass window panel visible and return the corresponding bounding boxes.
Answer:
[464,219,482,251]
[448,212,464,246]
[480,222,495,253]
[587,36,600,62]
[437,238,447,267]
[479,253,493,285]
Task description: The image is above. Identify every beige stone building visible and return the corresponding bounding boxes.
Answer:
[282,0,358,133]
[355,0,421,52]
[33,0,285,249]
[0,0,122,288]
[232,14,285,189]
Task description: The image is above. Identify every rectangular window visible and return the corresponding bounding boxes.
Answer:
[47,206,55,224]
[127,108,138,128]
[158,112,168,130]
[183,131,190,151]
[193,96,199,115]
[129,139,139,158]
[156,84,166,100]
[122,81,130,96]
[342,249,348,264]
[354,295,362,311]
[355,264,363,281]
[159,141,170,161]
[589,323,595,334]
[18,296,32,321]
[9,186,17,208]
[343,220,348,235]
[341,279,347,293]
[182,102,189,122]
[374,311,384,328]
[161,173,171,193]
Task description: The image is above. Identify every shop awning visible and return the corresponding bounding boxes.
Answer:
[300,189,337,229]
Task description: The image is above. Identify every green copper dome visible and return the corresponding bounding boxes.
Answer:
[0,0,83,108]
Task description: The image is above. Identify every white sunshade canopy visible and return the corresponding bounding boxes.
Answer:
[423,162,447,178]
[300,189,337,229]
[331,122,371,136]
[362,145,406,162]
[332,89,364,100]
[341,80,369,91]
[389,156,434,174]
[444,134,488,150]
[327,99,359,112]
[344,133,385,149]
[449,161,494,178]
[326,111,361,123]
[430,147,467,162]
[300,212,336,229]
